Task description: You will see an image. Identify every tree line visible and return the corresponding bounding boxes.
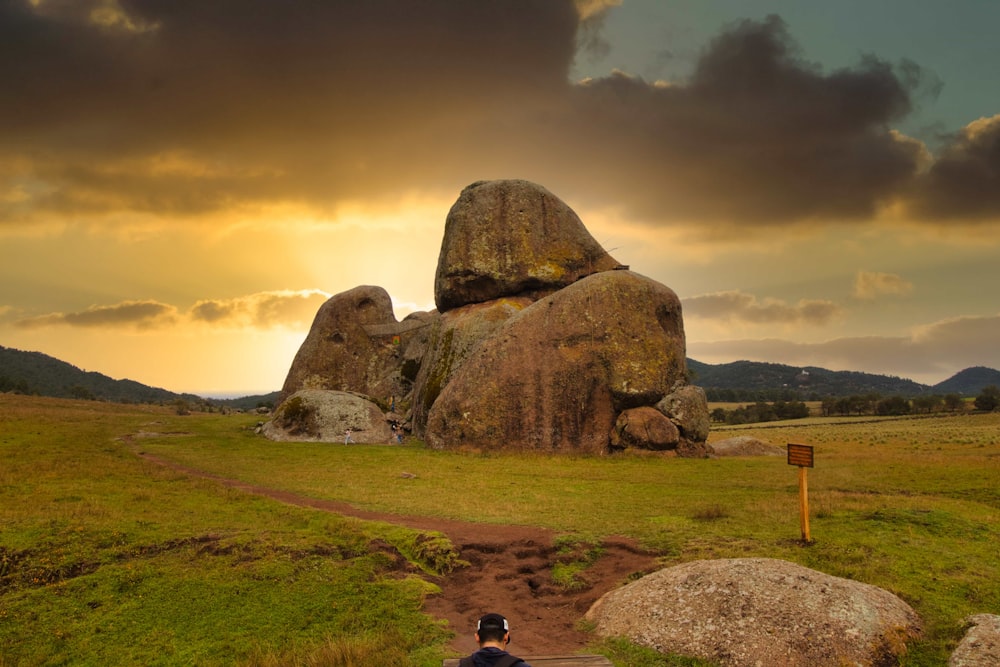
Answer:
[711,386,1000,425]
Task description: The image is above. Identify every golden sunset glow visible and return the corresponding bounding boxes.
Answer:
[2,0,999,394]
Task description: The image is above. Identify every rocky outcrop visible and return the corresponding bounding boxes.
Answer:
[269,179,710,455]
[585,558,922,667]
[279,285,436,409]
[264,389,393,443]
[424,270,687,454]
[950,614,1000,666]
[434,179,623,312]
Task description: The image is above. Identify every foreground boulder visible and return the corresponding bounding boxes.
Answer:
[425,270,687,453]
[950,614,1000,666]
[586,558,922,666]
[434,179,623,312]
[264,389,392,443]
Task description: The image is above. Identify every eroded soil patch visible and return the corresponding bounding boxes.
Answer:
[137,451,661,654]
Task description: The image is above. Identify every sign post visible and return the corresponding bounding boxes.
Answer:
[787,443,814,543]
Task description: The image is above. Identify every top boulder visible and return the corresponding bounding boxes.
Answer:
[434,179,623,312]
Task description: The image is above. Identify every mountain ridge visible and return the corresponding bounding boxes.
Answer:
[2,344,998,405]
[0,345,278,410]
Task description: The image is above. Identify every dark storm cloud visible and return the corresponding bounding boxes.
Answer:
[0,0,580,217]
[1,2,991,227]
[550,16,927,223]
[905,114,1000,221]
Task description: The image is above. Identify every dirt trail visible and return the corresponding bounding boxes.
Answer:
[137,452,660,655]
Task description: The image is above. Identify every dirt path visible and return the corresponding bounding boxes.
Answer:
[137,452,660,655]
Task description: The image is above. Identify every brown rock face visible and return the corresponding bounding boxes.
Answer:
[586,558,922,667]
[279,285,432,406]
[434,179,622,312]
[424,270,687,453]
[410,297,533,437]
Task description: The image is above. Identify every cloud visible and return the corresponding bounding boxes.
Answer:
[14,300,179,330]
[688,312,1000,384]
[4,3,971,233]
[852,271,913,300]
[13,290,331,331]
[190,290,330,329]
[682,290,842,325]
[903,114,1000,221]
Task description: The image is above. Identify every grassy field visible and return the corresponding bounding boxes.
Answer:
[1,394,998,665]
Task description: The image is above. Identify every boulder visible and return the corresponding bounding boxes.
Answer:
[410,297,533,436]
[610,407,680,452]
[950,614,1000,666]
[263,389,393,443]
[278,285,435,410]
[425,270,689,453]
[656,384,710,443]
[585,558,922,667]
[709,436,784,457]
[434,179,623,312]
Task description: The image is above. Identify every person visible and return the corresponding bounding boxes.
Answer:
[344,428,354,444]
[458,613,530,667]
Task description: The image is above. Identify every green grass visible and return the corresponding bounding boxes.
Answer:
[3,395,999,665]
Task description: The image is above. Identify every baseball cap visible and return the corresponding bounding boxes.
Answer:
[477,613,509,632]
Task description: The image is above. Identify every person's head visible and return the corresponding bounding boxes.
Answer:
[474,613,510,647]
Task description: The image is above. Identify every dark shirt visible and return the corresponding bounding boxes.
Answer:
[469,645,531,667]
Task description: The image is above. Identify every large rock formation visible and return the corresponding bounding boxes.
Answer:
[585,558,922,667]
[268,179,710,455]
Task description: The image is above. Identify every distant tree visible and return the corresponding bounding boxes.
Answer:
[774,400,810,419]
[974,385,1000,412]
[710,407,727,423]
[943,393,966,412]
[912,395,943,414]
[876,396,911,416]
[69,385,95,400]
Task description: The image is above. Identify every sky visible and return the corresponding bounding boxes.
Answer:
[2,0,999,396]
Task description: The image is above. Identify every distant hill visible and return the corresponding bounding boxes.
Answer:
[3,344,997,406]
[0,345,204,404]
[1,344,281,408]
[212,391,281,412]
[932,366,1000,396]
[688,359,998,399]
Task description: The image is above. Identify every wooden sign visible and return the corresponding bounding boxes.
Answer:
[787,443,814,543]
[787,443,814,468]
